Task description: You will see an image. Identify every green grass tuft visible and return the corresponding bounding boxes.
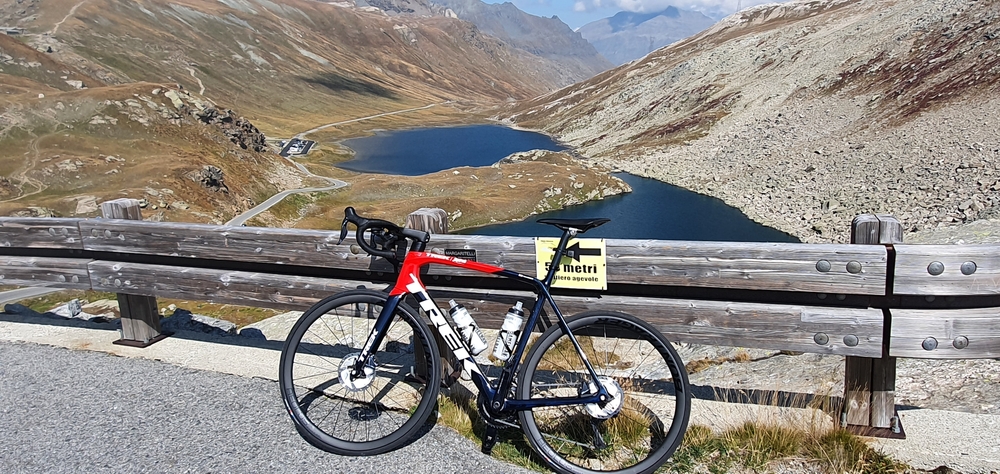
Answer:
[663,423,908,473]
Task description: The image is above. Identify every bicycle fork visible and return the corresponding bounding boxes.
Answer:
[350,274,492,394]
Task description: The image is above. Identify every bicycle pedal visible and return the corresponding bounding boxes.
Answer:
[481,425,499,455]
[440,367,462,388]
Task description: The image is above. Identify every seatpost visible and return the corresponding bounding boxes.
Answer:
[542,228,577,287]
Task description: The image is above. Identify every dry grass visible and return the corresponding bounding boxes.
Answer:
[12,290,282,328]
[434,389,549,472]
[533,335,626,371]
[156,300,283,327]
[685,349,753,374]
[664,422,906,474]
[664,387,907,474]
[432,380,907,474]
[12,290,116,315]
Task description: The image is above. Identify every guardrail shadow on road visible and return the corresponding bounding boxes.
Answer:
[0,309,287,353]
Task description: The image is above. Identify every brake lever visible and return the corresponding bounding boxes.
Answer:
[337,216,350,245]
[337,206,360,245]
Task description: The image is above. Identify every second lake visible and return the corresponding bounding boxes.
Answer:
[339,124,566,176]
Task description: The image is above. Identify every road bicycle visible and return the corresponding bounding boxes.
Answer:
[278,207,691,474]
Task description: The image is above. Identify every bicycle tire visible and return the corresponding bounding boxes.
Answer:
[517,311,690,474]
[279,289,441,455]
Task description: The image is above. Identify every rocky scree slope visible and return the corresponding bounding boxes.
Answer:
[502,0,1000,243]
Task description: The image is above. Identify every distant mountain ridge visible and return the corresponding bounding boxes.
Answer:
[365,0,614,82]
[607,7,681,32]
[578,6,715,65]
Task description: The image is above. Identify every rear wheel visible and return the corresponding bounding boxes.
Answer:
[279,289,441,455]
[517,312,690,474]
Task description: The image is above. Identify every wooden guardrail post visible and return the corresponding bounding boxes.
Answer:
[405,208,461,386]
[101,199,170,347]
[405,208,448,234]
[844,214,903,437]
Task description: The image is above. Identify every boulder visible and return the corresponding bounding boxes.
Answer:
[160,308,237,336]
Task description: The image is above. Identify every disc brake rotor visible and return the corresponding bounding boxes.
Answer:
[583,376,624,419]
[339,352,377,392]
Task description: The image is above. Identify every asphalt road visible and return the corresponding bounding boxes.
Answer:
[0,287,62,306]
[0,341,530,474]
[225,180,347,226]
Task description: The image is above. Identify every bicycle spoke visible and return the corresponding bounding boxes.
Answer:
[519,313,690,473]
[279,291,440,454]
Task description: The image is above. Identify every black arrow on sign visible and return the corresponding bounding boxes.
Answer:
[564,242,602,262]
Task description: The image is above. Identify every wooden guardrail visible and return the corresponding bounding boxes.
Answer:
[2,201,999,438]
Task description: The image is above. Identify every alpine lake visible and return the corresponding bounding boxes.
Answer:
[338,124,797,242]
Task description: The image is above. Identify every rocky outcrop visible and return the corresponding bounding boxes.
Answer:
[0,176,15,199]
[160,308,237,337]
[195,165,229,193]
[193,107,268,153]
[8,207,59,218]
[161,88,268,153]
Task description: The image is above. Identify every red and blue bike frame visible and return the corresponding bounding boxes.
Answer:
[350,229,611,415]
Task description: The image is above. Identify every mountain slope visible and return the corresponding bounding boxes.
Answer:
[0,0,593,221]
[1,0,575,138]
[423,0,613,83]
[578,7,716,65]
[503,0,1000,242]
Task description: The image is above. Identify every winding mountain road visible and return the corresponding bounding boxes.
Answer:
[295,102,442,139]
[225,179,346,226]
[50,1,87,35]
[227,103,442,225]
[187,67,206,95]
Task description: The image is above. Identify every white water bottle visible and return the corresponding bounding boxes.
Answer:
[448,299,488,355]
[492,302,524,361]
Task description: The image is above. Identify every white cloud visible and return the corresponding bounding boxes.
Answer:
[574,1,588,12]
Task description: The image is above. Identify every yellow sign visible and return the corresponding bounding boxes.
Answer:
[535,238,607,290]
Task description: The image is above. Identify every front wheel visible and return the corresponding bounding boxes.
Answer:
[278,289,441,455]
[517,311,691,474]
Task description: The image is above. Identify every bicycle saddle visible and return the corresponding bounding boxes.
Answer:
[537,217,610,233]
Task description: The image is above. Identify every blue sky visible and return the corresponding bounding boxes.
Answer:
[481,0,792,30]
